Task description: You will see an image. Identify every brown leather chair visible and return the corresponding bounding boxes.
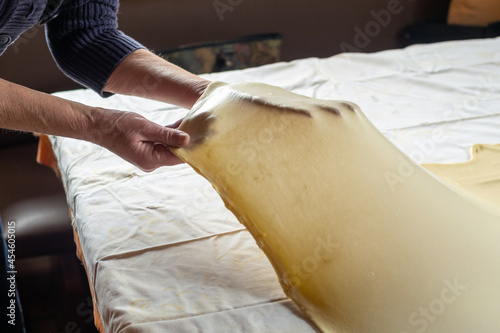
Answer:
[0,131,97,332]
[0,132,74,257]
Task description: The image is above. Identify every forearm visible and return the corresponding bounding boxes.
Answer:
[0,78,97,141]
[0,77,188,171]
[104,49,210,109]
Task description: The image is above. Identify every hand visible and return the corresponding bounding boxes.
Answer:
[91,108,188,172]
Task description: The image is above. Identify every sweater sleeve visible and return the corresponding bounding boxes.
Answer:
[45,0,145,97]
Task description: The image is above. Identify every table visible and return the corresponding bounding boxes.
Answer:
[43,37,500,332]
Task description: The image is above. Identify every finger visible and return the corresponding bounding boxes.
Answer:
[166,154,185,165]
[133,143,185,172]
[151,143,185,167]
[165,118,184,129]
[165,127,190,147]
[147,123,190,147]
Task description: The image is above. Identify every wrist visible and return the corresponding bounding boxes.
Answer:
[188,79,211,109]
[84,107,119,148]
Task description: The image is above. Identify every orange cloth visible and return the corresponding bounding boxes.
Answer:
[36,134,60,177]
[37,134,104,332]
[74,230,105,333]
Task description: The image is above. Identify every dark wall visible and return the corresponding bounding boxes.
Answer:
[0,0,450,94]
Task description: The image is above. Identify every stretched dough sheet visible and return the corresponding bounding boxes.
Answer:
[423,144,500,208]
[173,81,500,333]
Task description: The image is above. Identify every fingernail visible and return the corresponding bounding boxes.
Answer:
[176,131,190,145]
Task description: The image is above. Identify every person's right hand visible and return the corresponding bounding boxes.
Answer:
[90,108,189,172]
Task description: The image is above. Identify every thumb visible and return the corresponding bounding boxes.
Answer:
[148,124,190,147]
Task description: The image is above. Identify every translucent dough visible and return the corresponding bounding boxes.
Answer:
[172,82,500,333]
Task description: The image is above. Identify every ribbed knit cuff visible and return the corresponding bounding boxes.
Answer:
[48,28,144,97]
[45,0,145,97]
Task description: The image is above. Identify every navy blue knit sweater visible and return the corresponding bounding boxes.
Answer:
[0,0,144,96]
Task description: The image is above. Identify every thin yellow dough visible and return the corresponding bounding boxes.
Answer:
[172,82,500,333]
[423,144,500,209]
